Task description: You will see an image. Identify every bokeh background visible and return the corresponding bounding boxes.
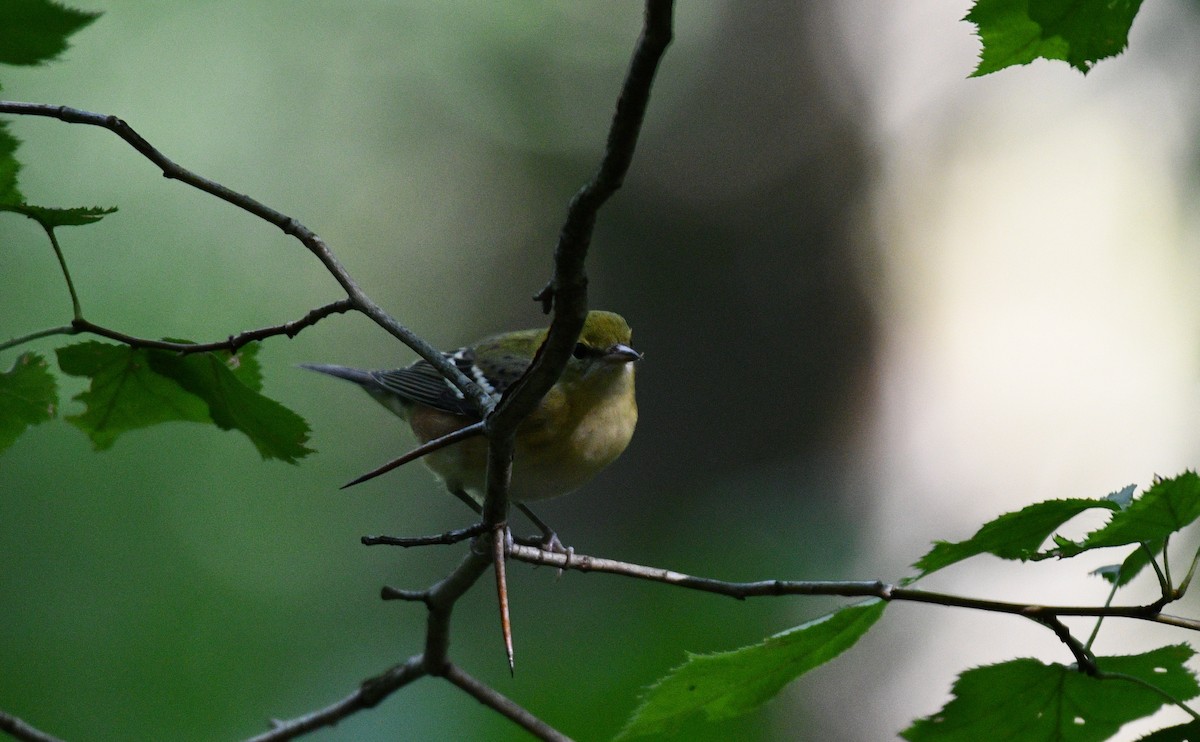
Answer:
[3,2,1200,740]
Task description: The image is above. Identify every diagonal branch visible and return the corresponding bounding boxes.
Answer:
[443,663,574,742]
[340,422,485,490]
[244,657,427,742]
[476,0,674,671]
[0,101,491,413]
[0,711,67,742]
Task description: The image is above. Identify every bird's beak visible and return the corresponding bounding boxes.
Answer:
[603,343,643,364]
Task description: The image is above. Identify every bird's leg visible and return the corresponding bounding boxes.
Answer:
[515,502,570,558]
[448,486,483,515]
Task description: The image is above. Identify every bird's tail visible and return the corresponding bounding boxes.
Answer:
[297,363,376,387]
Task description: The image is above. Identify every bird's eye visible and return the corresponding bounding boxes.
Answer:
[572,342,590,359]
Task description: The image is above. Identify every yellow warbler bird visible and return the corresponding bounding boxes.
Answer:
[302,310,640,505]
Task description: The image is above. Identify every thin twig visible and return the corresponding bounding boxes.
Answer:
[341,422,485,490]
[477,0,675,670]
[363,523,488,548]
[1176,545,1200,598]
[0,325,75,353]
[0,101,490,412]
[1026,613,1097,675]
[381,586,431,602]
[1097,671,1200,724]
[0,301,354,356]
[75,300,353,353]
[507,543,1200,630]
[244,657,427,742]
[40,224,81,319]
[0,711,67,742]
[422,550,493,673]
[1084,578,1120,651]
[443,663,574,742]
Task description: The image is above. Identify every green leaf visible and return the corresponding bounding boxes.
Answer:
[147,348,311,463]
[912,497,1120,578]
[617,600,885,740]
[0,120,22,206]
[56,342,209,450]
[1137,720,1200,741]
[1082,472,1200,549]
[224,343,263,391]
[0,203,118,226]
[1107,483,1137,509]
[0,352,57,453]
[0,0,101,66]
[965,0,1144,77]
[1093,540,1163,587]
[56,341,311,462]
[902,645,1199,742]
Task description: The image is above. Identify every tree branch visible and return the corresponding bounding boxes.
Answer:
[0,711,66,742]
[508,543,1200,630]
[0,101,490,412]
[443,663,574,742]
[363,522,488,548]
[474,0,674,673]
[244,657,427,742]
[340,422,485,490]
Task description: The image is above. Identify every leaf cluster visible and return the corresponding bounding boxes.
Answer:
[619,472,1200,740]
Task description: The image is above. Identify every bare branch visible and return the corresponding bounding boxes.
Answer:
[443,663,574,742]
[75,300,354,353]
[0,711,67,742]
[1026,613,1098,675]
[341,422,485,490]
[0,101,490,412]
[476,0,675,673]
[363,523,488,548]
[244,657,427,742]
[0,325,75,353]
[380,586,431,603]
[494,0,675,445]
[508,543,1200,630]
[2,300,355,355]
[422,549,493,673]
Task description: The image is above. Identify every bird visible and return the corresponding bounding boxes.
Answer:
[301,310,640,507]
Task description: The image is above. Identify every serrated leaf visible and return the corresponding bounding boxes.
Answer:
[0,0,101,66]
[1,203,117,226]
[0,120,22,205]
[1093,539,1163,587]
[0,352,57,453]
[225,343,262,391]
[1137,720,1200,741]
[56,341,209,450]
[965,0,1144,77]
[160,338,262,392]
[55,341,310,461]
[902,645,1199,742]
[617,600,885,740]
[1082,472,1200,550]
[147,348,310,463]
[912,498,1119,578]
[1107,483,1137,509]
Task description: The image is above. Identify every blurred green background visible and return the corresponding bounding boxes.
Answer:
[4,2,1200,740]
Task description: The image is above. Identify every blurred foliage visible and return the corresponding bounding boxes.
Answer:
[0,352,56,449]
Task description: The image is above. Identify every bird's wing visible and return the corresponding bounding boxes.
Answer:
[372,347,528,417]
